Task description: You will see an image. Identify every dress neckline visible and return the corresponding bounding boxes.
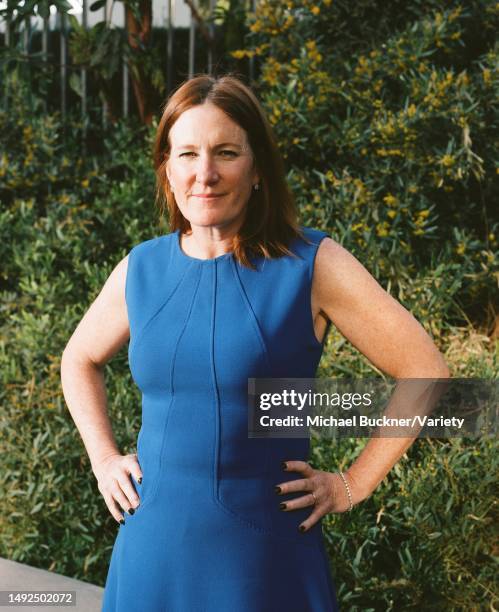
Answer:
[174,229,234,264]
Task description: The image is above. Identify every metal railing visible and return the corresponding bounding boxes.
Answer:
[0,0,258,124]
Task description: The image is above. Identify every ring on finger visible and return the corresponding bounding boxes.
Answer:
[311,491,317,505]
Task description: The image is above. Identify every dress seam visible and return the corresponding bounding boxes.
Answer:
[140,264,203,510]
[128,258,193,365]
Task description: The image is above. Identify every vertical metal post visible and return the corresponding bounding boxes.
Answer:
[4,13,11,110]
[5,14,10,47]
[42,16,49,112]
[24,17,32,110]
[102,1,108,128]
[81,0,88,154]
[60,11,67,121]
[123,2,129,118]
[166,0,173,94]
[23,16,29,53]
[188,11,195,78]
[42,16,49,58]
[249,0,257,83]
[207,0,214,74]
[82,0,87,120]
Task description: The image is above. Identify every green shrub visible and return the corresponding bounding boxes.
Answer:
[1,8,497,608]
[238,0,498,333]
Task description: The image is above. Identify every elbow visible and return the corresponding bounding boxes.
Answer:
[398,352,451,379]
[434,353,451,378]
[60,348,71,381]
[60,347,73,368]
[60,346,81,378]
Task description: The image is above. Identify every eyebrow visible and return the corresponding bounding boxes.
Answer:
[175,142,243,150]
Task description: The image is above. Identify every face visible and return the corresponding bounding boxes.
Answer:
[165,102,259,232]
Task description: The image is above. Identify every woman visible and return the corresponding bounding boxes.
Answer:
[60,74,449,611]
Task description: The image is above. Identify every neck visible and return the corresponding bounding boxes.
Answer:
[181,222,241,260]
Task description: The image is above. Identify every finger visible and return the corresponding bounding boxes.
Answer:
[275,477,312,495]
[111,481,136,515]
[117,473,141,510]
[104,493,126,524]
[126,454,143,484]
[298,508,325,533]
[282,460,314,477]
[280,492,317,512]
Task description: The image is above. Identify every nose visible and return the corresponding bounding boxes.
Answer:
[195,153,220,186]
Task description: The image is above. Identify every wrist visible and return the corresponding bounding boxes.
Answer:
[91,449,121,475]
[343,468,371,505]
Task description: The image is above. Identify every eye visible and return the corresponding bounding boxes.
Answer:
[220,150,237,157]
[179,152,196,157]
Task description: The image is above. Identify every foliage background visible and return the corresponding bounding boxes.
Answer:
[1,1,497,610]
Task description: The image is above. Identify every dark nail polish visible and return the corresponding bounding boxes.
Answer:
[275,486,282,494]
[279,502,286,510]
[299,524,306,532]
[281,461,287,470]
[138,477,142,484]
[128,508,135,515]
[119,519,125,525]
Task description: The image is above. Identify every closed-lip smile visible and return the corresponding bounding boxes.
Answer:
[193,193,225,198]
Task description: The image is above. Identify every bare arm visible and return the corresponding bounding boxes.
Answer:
[277,238,450,530]
[313,238,449,498]
[60,254,142,522]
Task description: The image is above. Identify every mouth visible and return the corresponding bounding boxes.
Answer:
[192,194,225,199]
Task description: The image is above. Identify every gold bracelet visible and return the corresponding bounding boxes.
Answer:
[338,471,353,512]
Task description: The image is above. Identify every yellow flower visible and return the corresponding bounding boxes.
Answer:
[250,19,262,33]
[441,154,455,167]
[456,243,465,255]
[311,6,320,15]
[418,209,430,218]
[81,178,89,188]
[387,210,397,219]
[376,222,389,237]
[407,103,417,118]
[231,50,253,59]
[383,193,398,207]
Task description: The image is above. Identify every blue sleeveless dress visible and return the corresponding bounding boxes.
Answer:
[101,226,339,612]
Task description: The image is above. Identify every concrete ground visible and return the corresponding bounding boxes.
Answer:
[0,557,103,611]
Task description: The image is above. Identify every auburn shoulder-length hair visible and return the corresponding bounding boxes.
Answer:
[153,73,304,268]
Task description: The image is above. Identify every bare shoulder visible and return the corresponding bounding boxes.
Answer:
[106,253,129,292]
[91,253,129,311]
[313,236,383,300]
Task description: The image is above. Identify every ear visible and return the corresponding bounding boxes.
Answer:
[252,164,260,187]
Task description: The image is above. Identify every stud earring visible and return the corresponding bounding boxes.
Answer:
[253,183,260,191]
